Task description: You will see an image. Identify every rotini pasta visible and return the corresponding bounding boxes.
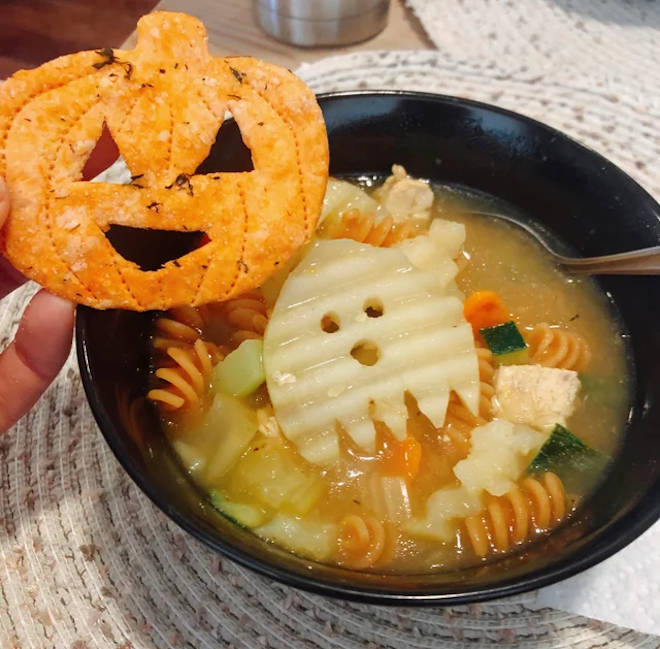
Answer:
[149,290,270,409]
[526,323,591,372]
[321,208,415,247]
[148,338,220,409]
[444,395,485,435]
[153,314,199,348]
[476,346,496,418]
[437,346,495,460]
[116,390,150,450]
[220,289,269,347]
[167,305,206,331]
[153,318,227,363]
[337,514,387,569]
[463,472,567,557]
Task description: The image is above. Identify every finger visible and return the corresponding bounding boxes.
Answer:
[0,290,74,433]
[0,177,25,298]
[82,124,120,181]
[0,256,25,299]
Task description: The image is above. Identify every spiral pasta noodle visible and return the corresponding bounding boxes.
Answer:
[526,323,591,372]
[463,472,567,557]
[337,514,387,569]
[152,313,199,349]
[149,290,270,409]
[220,289,269,348]
[116,390,150,450]
[322,208,415,247]
[437,346,496,460]
[444,395,485,435]
[476,346,496,418]
[148,338,220,410]
[152,309,227,362]
[149,306,229,409]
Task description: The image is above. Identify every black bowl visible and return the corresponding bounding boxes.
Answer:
[76,91,660,604]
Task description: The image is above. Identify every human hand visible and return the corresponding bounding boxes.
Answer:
[0,128,119,433]
[0,176,75,433]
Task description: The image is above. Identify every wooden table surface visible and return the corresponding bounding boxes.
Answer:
[129,0,432,65]
[1,0,432,77]
[0,0,158,77]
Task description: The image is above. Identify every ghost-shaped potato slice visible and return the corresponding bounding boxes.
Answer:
[263,221,480,464]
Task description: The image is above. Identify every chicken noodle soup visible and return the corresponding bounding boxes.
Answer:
[148,166,629,572]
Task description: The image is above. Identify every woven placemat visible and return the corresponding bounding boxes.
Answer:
[298,50,659,200]
[1,47,659,648]
[405,0,660,112]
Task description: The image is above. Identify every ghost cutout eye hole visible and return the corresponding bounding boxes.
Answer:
[321,313,340,333]
[363,298,384,318]
[350,340,380,366]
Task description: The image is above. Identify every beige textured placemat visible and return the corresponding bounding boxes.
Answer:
[298,50,659,200]
[0,303,657,649]
[1,46,659,649]
[405,0,660,113]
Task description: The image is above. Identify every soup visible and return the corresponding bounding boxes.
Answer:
[147,166,629,572]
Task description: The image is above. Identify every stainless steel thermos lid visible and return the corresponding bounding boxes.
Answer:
[253,0,391,47]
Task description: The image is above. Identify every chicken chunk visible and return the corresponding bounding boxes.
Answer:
[494,365,581,431]
[373,164,434,222]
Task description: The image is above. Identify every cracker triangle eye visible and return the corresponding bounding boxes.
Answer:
[195,111,255,175]
[82,123,120,180]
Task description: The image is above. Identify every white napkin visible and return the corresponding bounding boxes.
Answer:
[536,520,660,636]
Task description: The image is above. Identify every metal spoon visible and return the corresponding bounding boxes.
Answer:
[465,210,660,275]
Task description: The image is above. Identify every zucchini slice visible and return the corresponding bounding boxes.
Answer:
[480,321,529,364]
[527,424,611,492]
[210,491,269,528]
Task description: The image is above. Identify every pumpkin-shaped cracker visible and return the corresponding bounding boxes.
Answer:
[0,12,328,310]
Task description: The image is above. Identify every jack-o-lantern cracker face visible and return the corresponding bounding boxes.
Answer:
[0,12,329,310]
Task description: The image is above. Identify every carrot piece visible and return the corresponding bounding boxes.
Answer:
[386,435,422,481]
[463,290,509,335]
[402,436,422,481]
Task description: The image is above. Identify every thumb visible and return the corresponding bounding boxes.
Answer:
[0,290,75,433]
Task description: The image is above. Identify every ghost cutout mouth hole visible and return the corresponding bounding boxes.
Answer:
[364,298,384,318]
[104,225,205,271]
[195,112,255,174]
[350,340,380,366]
[321,313,340,333]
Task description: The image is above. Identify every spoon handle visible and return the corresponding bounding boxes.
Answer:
[557,246,660,275]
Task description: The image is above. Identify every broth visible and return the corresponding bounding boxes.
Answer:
[150,171,629,574]
[434,186,629,456]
